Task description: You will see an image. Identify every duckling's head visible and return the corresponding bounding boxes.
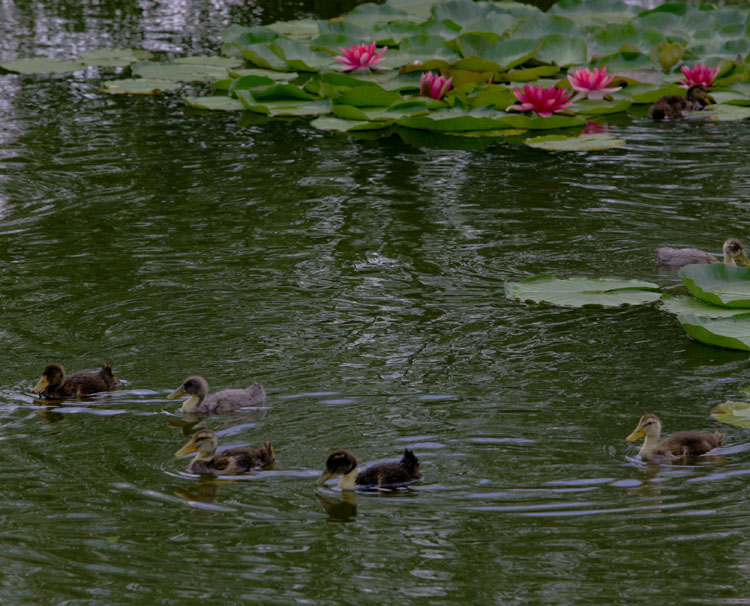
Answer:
[686,84,712,107]
[175,428,219,459]
[626,413,661,443]
[167,376,209,412]
[722,238,750,266]
[316,450,357,486]
[33,363,66,394]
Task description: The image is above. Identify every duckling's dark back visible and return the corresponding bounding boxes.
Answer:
[355,449,422,489]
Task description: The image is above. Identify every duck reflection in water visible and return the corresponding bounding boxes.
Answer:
[316,492,358,522]
[174,477,224,506]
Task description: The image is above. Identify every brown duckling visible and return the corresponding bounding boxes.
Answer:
[626,413,725,460]
[316,449,422,491]
[655,238,750,267]
[649,83,712,120]
[32,362,116,399]
[167,375,266,415]
[174,428,275,475]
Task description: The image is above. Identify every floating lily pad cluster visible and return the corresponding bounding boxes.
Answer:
[506,264,750,352]
[4,0,750,148]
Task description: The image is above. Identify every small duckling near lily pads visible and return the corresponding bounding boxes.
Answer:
[655,238,750,267]
[626,414,725,461]
[32,362,117,399]
[175,428,275,475]
[648,83,713,120]
[167,375,266,415]
[317,449,422,491]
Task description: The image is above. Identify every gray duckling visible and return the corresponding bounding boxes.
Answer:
[167,375,266,414]
[655,238,750,267]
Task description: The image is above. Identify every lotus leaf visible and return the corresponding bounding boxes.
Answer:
[525,134,625,152]
[238,42,289,71]
[78,48,153,67]
[310,116,394,132]
[266,19,320,40]
[505,275,661,308]
[100,78,183,94]
[569,98,632,116]
[711,401,750,428]
[431,0,506,26]
[513,14,580,38]
[627,85,686,104]
[173,56,244,69]
[386,0,439,21]
[338,86,402,107]
[228,75,276,95]
[236,90,331,116]
[0,57,85,74]
[678,264,750,308]
[659,294,750,319]
[222,25,279,46]
[131,60,229,82]
[548,0,641,26]
[675,315,750,352]
[269,38,334,72]
[456,37,543,71]
[460,14,517,38]
[592,24,664,57]
[184,96,246,111]
[346,2,413,28]
[533,34,588,67]
[229,68,296,81]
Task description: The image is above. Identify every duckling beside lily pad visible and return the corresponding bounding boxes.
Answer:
[649,84,713,120]
[167,375,266,415]
[655,238,750,267]
[626,413,725,460]
[32,363,117,399]
[175,428,275,475]
[317,449,422,491]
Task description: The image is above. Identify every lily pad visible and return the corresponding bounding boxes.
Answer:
[674,314,750,351]
[505,275,661,308]
[678,264,750,308]
[705,104,750,122]
[525,134,626,151]
[131,60,229,82]
[659,294,750,319]
[0,57,85,74]
[78,48,153,67]
[100,78,183,94]
[184,96,245,111]
[711,401,750,428]
[310,116,393,132]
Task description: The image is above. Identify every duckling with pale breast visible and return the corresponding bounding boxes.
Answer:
[167,375,266,415]
[649,84,713,120]
[32,363,116,399]
[174,428,275,475]
[316,449,422,491]
[626,413,725,460]
[655,238,750,267]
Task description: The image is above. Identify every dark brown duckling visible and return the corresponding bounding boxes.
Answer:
[649,84,712,120]
[174,428,275,475]
[316,449,422,491]
[32,362,116,399]
[167,375,266,415]
[626,413,725,460]
[655,238,750,267]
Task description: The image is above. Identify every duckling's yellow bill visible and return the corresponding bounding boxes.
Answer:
[626,427,645,442]
[737,251,750,267]
[32,376,49,394]
[316,470,335,486]
[167,386,186,400]
[175,440,198,457]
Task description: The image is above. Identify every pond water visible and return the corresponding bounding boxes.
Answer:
[3,1,750,604]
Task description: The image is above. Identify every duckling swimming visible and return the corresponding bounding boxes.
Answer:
[626,413,725,460]
[655,238,750,267]
[174,428,275,475]
[167,375,266,415]
[32,363,116,399]
[316,449,422,491]
[649,84,712,120]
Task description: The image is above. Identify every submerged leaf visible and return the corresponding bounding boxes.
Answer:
[711,401,750,428]
[505,275,660,308]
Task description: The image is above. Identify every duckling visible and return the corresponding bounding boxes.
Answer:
[626,413,725,460]
[174,428,275,475]
[316,449,422,491]
[655,238,750,267]
[648,84,713,120]
[167,375,266,415]
[32,363,116,399]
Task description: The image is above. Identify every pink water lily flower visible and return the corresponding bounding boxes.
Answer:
[334,42,387,73]
[567,66,621,101]
[679,62,719,88]
[506,83,573,117]
[419,72,452,100]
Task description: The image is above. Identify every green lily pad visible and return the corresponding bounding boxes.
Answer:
[534,34,588,67]
[78,48,153,67]
[338,85,402,107]
[397,106,583,132]
[100,78,183,94]
[705,104,750,122]
[172,56,244,69]
[525,134,625,151]
[569,98,632,115]
[659,294,750,319]
[675,314,750,351]
[131,60,229,82]
[184,96,245,111]
[678,264,750,308]
[505,275,661,308]
[549,0,641,26]
[627,84,686,104]
[266,18,320,40]
[229,68,296,81]
[235,90,331,116]
[310,116,393,132]
[0,57,85,74]
[711,401,750,428]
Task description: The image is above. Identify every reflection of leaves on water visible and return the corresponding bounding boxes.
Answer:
[316,492,357,522]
